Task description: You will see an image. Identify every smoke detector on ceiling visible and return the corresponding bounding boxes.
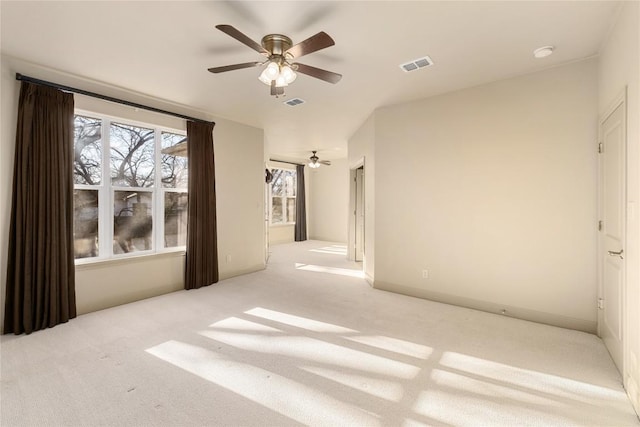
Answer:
[533,46,555,58]
[399,56,434,72]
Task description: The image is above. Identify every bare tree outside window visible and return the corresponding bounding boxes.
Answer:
[110,122,154,253]
[162,133,188,188]
[73,115,102,258]
[162,132,188,248]
[72,113,188,259]
[113,191,153,254]
[110,122,155,188]
[74,115,102,185]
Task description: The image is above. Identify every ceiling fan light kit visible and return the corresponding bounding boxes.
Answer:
[208,25,342,97]
[308,150,330,168]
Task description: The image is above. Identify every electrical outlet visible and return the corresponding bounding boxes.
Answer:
[422,269,429,279]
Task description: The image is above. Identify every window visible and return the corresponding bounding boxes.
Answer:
[269,168,296,225]
[73,112,187,261]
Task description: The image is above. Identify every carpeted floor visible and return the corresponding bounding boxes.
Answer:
[1,240,639,426]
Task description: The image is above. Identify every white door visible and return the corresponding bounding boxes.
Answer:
[355,167,364,262]
[599,99,626,373]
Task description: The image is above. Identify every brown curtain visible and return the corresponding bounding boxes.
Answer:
[4,82,76,335]
[295,164,307,241]
[185,120,218,289]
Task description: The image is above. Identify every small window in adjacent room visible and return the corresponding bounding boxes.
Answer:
[269,168,296,225]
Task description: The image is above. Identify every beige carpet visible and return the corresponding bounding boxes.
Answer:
[1,240,639,426]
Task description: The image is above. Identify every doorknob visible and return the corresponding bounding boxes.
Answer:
[608,249,624,259]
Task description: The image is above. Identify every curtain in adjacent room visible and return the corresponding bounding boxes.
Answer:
[184,120,219,289]
[4,82,76,335]
[295,164,307,241]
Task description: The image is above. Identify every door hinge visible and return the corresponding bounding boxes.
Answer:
[598,142,603,154]
[597,298,604,310]
[598,220,603,231]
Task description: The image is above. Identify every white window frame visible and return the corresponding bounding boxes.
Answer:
[269,167,297,226]
[74,109,187,265]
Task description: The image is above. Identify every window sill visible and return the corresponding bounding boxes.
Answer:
[269,223,295,228]
[75,249,185,271]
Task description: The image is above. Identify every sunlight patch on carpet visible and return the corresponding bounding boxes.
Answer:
[345,335,433,360]
[301,366,404,401]
[295,263,365,278]
[440,352,628,403]
[245,307,357,333]
[208,316,283,333]
[146,340,380,426]
[199,329,419,379]
[309,245,348,256]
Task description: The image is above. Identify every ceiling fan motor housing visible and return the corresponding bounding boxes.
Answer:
[262,34,292,57]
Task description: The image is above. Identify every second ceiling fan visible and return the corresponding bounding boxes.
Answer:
[208,25,342,96]
[308,151,331,168]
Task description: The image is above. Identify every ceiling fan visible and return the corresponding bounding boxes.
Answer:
[308,151,331,168]
[208,25,342,97]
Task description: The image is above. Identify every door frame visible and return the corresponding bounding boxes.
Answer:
[597,88,627,376]
[348,157,365,262]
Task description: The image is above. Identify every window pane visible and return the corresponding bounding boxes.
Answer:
[164,192,188,248]
[287,198,296,223]
[272,197,284,224]
[271,169,284,197]
[161,132,188,188]
[110,122,155,187]
[285,171,296,197]
[73,115,102,185]
[73,189,99,259]
[113,191,153,254]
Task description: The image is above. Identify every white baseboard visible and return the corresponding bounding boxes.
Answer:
[374,280,597,334]
[364,272,374,286]
[626,350,640,417]
[626,375,640,417]
[219,263,266,281]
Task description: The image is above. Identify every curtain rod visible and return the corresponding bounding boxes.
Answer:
[269,158,305,166]
[15,73,214,126]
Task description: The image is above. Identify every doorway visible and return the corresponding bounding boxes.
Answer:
[598,92,627,374]
[354,167,364,262]
[348,162,365,263]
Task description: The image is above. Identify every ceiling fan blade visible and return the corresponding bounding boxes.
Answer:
[293,63,342,84]
[319,160,331,166]
[215,24,269,56]
[208,62,262,73]
[286,31,335,58]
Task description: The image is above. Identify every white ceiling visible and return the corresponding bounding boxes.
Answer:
[0,1,621,161]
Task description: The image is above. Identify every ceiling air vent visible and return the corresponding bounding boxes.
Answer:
[284,98,305,106]
[399,56,434,72]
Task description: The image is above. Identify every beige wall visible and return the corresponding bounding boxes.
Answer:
[370,59,599,332]
[0,56,265,323]
[308,158,349,243]
[348,115,375,283]
[598,0,640,413]
[269,224,295,245]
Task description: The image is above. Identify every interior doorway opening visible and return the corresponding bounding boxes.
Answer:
[348,161,365,264]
